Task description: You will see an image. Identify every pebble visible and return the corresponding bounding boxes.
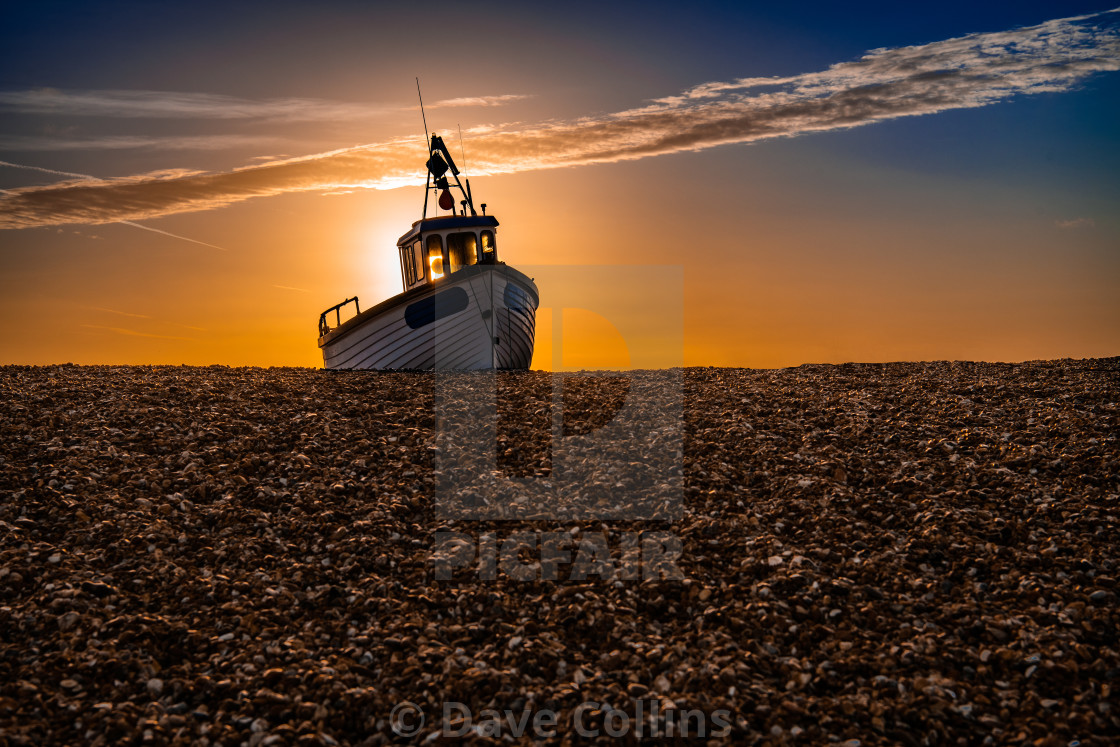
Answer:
[0,360,1116,744]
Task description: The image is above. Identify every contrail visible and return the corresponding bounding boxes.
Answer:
[117,220,227,251]
[0,159,97,180]
[0,160,228,250]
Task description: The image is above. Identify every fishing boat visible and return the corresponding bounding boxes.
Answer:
[317,133,539,370]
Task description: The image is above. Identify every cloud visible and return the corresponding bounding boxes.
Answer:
[80,324,197,341]
[80,308,208,335]
[0,88,528,121]
[0,134,289,152]
[0,145,423,227]
[1,10,1117,229]
[0,160,229,249]
[430,94,532,108]
[1055,217,1096,229]
[0,89,389,121]
[85,307,151,319]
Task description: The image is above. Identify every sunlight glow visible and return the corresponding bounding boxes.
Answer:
[366,226,407,301]
[560,308,632,371]
[429,253,444,280]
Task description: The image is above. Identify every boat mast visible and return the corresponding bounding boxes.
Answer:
[416,78,433,220]
[415,80,478,219]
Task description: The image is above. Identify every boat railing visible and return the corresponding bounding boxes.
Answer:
[319,296,360,337]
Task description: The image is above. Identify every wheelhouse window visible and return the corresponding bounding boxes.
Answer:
[426,234,445,279]
[401,240,424,286]
[447,232,478,273]
[480,230,496,263]
[400,246,413,287]
[412,241,425,283]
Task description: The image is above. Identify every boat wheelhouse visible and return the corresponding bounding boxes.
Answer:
[317,134,539,370]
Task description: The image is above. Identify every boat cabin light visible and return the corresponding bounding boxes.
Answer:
[427,235,444,279]
[396,217,499,291]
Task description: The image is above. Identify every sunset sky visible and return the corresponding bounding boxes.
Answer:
[2,1,1118,369]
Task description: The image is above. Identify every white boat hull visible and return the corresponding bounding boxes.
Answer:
[318,264,538,370]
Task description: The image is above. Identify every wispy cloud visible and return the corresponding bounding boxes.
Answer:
[430,94,532,108]
[1,10,1117,229]
[1055,217,1096,229]
[0,134,288,152]
[80,324,197,341]
[0,89,390,121]
[273,284,310,293]
[0,159,200,182]
[81,308,207,335]
[0,160,228,249]
[85,306,151,319]
[0,88,528,121]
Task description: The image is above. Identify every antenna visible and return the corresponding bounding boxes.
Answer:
[416,78,431,155]
[416,78,432,218]
[457,124,467,172]
[457,125,477,216]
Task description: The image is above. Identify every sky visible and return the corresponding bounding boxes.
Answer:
[1,0,1118,369]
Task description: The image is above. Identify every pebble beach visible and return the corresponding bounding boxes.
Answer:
[1,359,1118,745]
